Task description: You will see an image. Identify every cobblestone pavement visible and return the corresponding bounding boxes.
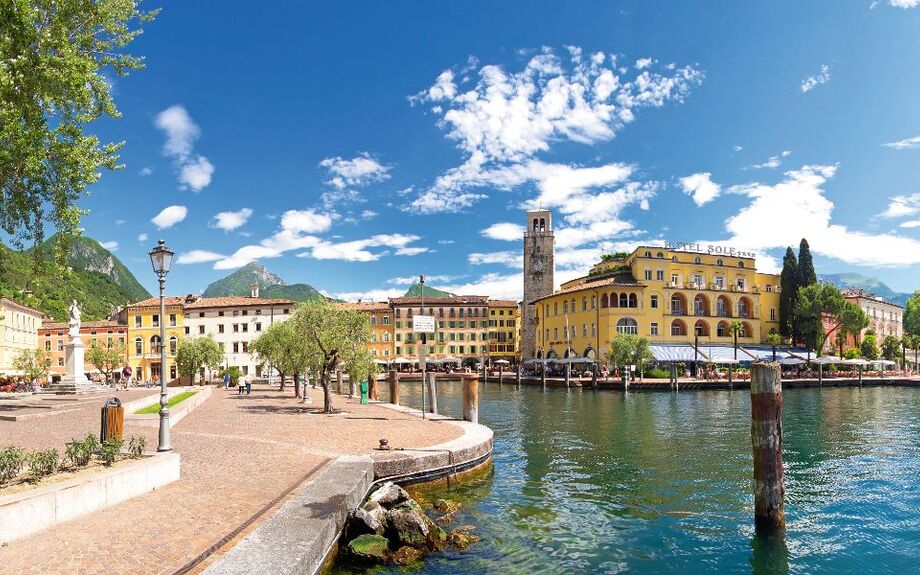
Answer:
[0,384,461,575]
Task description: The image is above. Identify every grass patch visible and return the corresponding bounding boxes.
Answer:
[135,391,196,415]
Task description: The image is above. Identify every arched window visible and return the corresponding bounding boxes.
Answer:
[134,338,143,356]
[600,293,609,308]
[628,293,638,308]
[670,319,687,336]
[169,336,177,355]
[619,293,629,308]
[694,256,702,264]
[616,318,639,334]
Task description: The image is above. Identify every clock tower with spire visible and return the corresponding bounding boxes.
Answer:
[522,209,554,360]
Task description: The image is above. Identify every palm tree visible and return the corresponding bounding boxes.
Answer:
[728,321,744,361]
[765,331,781,361]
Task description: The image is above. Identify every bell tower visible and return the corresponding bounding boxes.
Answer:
[522,209,554,360]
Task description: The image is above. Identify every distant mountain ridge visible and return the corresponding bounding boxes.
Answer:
[0,234,151,321]
[202,262,325,302]
[818,273,912,307]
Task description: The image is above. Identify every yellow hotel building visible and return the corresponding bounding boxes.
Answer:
[532,246,781,360]
[120,295,194,384]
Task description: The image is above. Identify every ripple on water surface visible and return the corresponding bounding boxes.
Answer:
[332,385,920,575]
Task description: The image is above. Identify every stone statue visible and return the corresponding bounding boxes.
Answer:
[68,300,81,338]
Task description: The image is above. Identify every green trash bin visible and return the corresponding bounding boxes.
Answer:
[359,380,369,404]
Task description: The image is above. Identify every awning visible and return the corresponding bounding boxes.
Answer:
[649,344,699,362]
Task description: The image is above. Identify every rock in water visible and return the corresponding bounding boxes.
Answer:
[392,545,424,566]
[369,482,410,507]
[386,506,431,547]
[346,534,389,563]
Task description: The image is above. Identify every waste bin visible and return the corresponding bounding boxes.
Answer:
[359,380,369,404]
[100,397,124,443]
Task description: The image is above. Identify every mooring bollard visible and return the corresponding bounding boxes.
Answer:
[388,370,399,406]
[750,361,785,534]
[461,373,479,424]
[368,373,379,401]
[427,371,438,414]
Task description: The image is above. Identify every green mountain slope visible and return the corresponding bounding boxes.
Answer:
[819,273,911,306]
[403,283,456,298]
[202,262,325,302]
[0,236,152,322]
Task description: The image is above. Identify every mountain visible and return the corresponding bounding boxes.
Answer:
[0,235,151,322]
[202,262,325,302]
[819,273,912,306]
[403,283,456,298]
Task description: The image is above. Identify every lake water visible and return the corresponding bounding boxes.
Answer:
[334,381,920,575]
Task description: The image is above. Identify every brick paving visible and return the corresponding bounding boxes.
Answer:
[0,384,461,575]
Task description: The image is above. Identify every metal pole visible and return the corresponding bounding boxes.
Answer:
[157,277,171,452]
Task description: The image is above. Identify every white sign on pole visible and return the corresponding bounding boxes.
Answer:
[413,315,435,333]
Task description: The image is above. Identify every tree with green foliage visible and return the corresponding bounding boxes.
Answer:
[250,321,311,396]
[175,336,223,383]
[795,283,846,354]
[860,331,879,361]
[606,333,653,378]
[881,335,900,362]
[904,291,920,337]
[12,348,50,386]
[778,247,798,340]
[1,0,158,249]
[765,330,782,361]
[86,340,126,383]
[288,300,371,412]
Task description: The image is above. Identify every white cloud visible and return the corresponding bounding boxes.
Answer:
[877,193,920,219]
[801,65,831,93]
[481,222,525,241]
[154,105,214,192]
[890,0,919,8]
[212,208,253,231]
[722,164,920,267]
[319,153,390,189]
[409,47,702,212]
[178,156,214,191]
[882,135,920,150]
[176,250,226,265]
[679,172,722,206]
[151,205,188,229]
[138,233,148,243]
[100,241,119,252]
[280,209,333,234]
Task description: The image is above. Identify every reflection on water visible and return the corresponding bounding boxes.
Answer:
[335,382,920,574]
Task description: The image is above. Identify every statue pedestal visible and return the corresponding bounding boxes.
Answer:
[44,338,99,394]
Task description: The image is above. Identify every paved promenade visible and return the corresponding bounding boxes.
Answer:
[0,384,461,575]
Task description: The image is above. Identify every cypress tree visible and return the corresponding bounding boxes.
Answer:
[797,238,817,287]
[779,247,798,340]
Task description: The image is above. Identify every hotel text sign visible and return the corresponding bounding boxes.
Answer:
[664,241,756,259]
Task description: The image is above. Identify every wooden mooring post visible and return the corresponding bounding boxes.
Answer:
[388,370,399,406]
[426,372,438,415]
[461,373,479,424]
[750,361,785,534]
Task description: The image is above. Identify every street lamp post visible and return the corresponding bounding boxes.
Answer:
[149,240,174,452]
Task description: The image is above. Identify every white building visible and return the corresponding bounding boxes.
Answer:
[0,298,44,375]
[182,285,295,378]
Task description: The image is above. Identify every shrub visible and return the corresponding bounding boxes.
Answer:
[65,434,97,468]
[100,438,124,467]
[0,446,26,485]
[27,448,59,481]
[128,435,146,458]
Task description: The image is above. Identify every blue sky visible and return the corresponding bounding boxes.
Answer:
[77,0,920,300]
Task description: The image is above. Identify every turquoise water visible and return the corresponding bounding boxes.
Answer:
[336,382,920,574]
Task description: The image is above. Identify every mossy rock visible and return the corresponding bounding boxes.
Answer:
[392,545,425,566]
[347,534,389,563]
